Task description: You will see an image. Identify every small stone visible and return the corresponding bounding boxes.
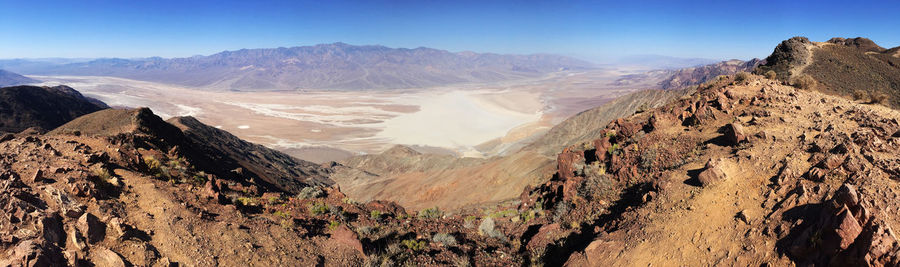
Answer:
[91,247,126,267]
[736,210,750,224]
[31,170,44,183]
[698,159,727,186]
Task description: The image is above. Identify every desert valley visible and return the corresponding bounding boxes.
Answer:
[2,1,900,266]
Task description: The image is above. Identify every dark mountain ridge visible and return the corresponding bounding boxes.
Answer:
[0,85,107,133]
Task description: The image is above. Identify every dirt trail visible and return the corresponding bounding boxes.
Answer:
[563,76,900,266]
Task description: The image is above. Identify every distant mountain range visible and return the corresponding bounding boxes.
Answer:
[0,43,595,91]
[0,69,39,87]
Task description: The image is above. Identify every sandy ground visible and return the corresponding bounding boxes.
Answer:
[31,70,664,163]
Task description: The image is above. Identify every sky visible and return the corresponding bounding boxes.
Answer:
[1,0,898,62]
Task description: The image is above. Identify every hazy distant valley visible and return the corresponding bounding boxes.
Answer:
[29,66,667,163]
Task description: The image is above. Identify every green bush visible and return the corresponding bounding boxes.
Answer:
[431,233,457,247]
[418,207,443,219]
[764,70,777,80]
[790,74,817,90]
[401,239,427,251]
[734,71,750,83]
[308,202,328,216]
[478,218,507,241]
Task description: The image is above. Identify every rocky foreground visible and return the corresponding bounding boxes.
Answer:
[1,71,899,266]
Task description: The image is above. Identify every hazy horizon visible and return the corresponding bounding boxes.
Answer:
[2,0,899,61]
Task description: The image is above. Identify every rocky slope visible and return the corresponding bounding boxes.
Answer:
[528,74,900,266]
[49,108,333,193]
[7,43,594,91]
[2,72,899,266]
[659,58,762,90]
[0,85,107,134]
[756,37,900,108]
[0,69,38,87]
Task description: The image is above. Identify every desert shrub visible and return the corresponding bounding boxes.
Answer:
[478,217,507,241]
[764,70,777,80]
[519,209,539,222]
[578,173,615,201]
[308,202,328,215]
[790,74,818,90]
[357,225,376,236]
[463,216,477,229]
[605,130,617,138]
[328,220,341,231]
[236,197,257,207]
[401,239,427,251]
[279,218,295,229]
[734,71,750,83]
[870,92,888,104]
[607,143,621,156]
[431,233,458,247]
[418,207,443,219]
[370,210,383,220]
[297,186,324,199]
[552,201,571,223]
[273,210,291,219]
[852,90,869,101]
[489,209,518,218]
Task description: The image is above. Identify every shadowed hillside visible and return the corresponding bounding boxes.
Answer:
[0,85,107,133]
[756,37,900,108]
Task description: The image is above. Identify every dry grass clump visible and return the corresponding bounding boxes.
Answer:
[790,74,818,90]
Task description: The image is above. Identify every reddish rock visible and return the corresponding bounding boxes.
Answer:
[91,247,126,267]
[365,200,407,217]
[70,180,94,197]
[77,213,105,244]
[592,137,611,162]
[0,240,65,267]
[328,225,365,257]
[833,206,863,250]
[819,154,847,170]
[562,176,585,201]
[697,159,727,186]
[725,123,747,145]
[807,167,827,181]
[526,223,562,250]
[39,213,65,246]
[107,217,132,240]
[30,169,44,183]
[834,184,860,208]
[557,148,585,181]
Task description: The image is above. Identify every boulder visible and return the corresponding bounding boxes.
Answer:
[819,154,847,170]
[108,217,132,240]
[0,240,65,267]
[30,169,44,183]
[592,137,612,162]
[91,247,126,267]
[833,206,863,250]
[39,213,65,246]
[697,159,727,186]
[328,225,365,257]
[725,123,747,145]
[807,167,828,182]
[77,213,106,244]
[557,149,585,181]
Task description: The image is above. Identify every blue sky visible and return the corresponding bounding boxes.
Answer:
[0,0,898,62]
